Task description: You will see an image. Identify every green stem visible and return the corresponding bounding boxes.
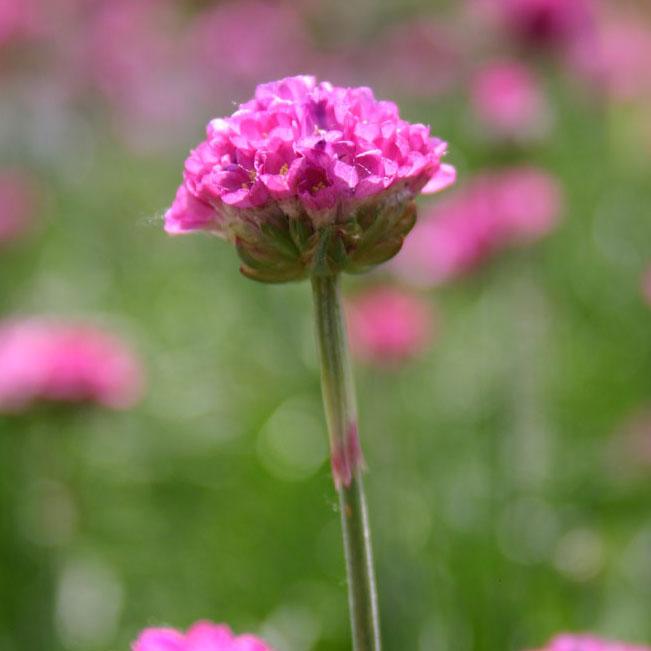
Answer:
[311,274,381,651]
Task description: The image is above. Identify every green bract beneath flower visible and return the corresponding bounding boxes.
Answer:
[165,75,454,281]
[234,194,417,282]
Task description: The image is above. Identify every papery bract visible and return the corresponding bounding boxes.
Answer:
[133,621,273,651]
[346,285,434,365]
[165,75,454,282]
[0,318,144,412]
[393,166,562,286]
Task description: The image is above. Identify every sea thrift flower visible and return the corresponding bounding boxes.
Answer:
[393,166,563,285]
[531,634,651,651]
[165,75,455,282]
[346,286,434,365]
[0,318,143,412]
[471,60,550,140]
[133,621,273,651]
[0,169,38,246]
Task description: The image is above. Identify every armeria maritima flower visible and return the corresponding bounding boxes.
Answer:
[531,634,651,651]
[0,318,143,412]
[133,621,273,651]
[165,75,455,282]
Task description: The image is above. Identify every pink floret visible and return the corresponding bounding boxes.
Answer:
[133,621,273,651]
[393,166,563,286]
[165,75,453,237]
[0,318,144,412]
[346,286,434,365]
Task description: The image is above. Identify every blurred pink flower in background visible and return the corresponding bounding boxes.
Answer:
[0,0,41,49]
[612,406,651,470]
[0,169,38,246]
[346,286,434,366]
[531,634,651,651]
[474,0,596,50]
[82,0,197,148]
[360,20,462,99]
[133,621,273,651]
[0,318,144,412]
[471,60,550,140]
[570,10,651,102]
[188,1,310,105]
[641,266,651,307]
[394,166,563,286]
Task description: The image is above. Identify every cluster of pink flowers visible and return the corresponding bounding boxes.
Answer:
[166,74,454,236]
[0,169,38,246]
[133,621,272,651]
[394,166,563,286]
[534,634,651,651]
[346,286,434,365]
[0,318,143,412]
[471,60,550,140]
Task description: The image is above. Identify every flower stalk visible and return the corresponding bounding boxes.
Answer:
[311,273,381,651]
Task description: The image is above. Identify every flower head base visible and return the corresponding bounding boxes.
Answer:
[166,75,454,282]
[133,621,273,651]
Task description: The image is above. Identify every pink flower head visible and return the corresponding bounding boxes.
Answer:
[471,60,550,140]
[166,75,454,282]
[346,286,434,365]
[0,318,144,412]
[132,621,273,651]
[531,634,651,651]
[0,169,38,246]
[393,166,563,286]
